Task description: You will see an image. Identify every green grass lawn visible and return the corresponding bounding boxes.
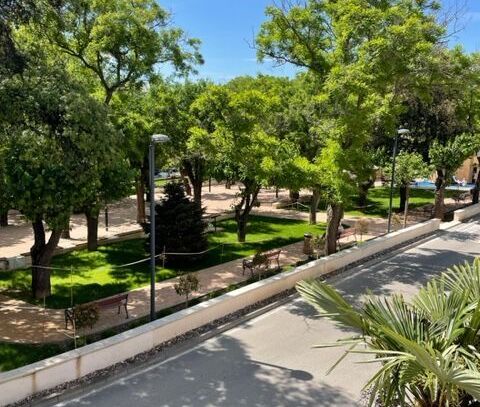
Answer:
[0,216,325,309]
[0,342,72,372]
[345,186,463,218]
[288,186,463,218]
[345,187,432,217]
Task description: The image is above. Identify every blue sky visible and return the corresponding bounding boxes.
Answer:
[161,0,480,83]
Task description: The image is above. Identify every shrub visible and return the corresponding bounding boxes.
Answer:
[312,234,326,259]
[74,303,99,329]
[355,218,369,241]
[174,273,200,307]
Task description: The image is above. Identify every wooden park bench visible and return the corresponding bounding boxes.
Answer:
[65,293,129,329]
[337,227,357,249]
[242,249,282,278]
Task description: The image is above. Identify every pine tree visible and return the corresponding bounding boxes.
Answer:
[146,182,208,267]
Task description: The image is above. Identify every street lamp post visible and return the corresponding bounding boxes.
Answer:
[149,134,170,321]
[387,128,410,233]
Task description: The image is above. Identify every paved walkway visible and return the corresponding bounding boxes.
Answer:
[0,240,309,344]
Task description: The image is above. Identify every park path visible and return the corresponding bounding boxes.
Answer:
[0,184,291,259]
[0,240,311,344]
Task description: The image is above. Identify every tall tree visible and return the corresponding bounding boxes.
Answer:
[429,133,479,220]
[37,0,203,250]
[257,0,444,249]
[150,80,210,206]
[190,83,297,242]
[3,61,119,298]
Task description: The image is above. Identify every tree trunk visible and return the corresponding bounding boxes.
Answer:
[135,175,146,224]
[358,179,374,208]
[183,157,204,206]
[309,189,321,225]
[235,182,260,243]
[399,185,407,212]
[61,227,70,239]
[326,203,343,255]
[473,162,480,204]
[85,207,99,251]
[192,179,202,206]
[30,218,62,299]
[403,186,410,228]
[0,210,7,227]
[289,190,300,202]
[180,167,192,196]
[104,89,114,106]
[434,169,446,220]
[237,217,247,242]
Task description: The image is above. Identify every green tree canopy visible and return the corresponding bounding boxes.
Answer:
[2,60,123,298]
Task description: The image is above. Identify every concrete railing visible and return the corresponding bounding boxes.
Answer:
[0,218,441,406]
[453,203,480,222]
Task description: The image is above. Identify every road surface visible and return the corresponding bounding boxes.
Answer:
[47,219,480,407]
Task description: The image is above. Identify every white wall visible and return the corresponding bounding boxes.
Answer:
[0,218,441,406]
[453,203,480,222]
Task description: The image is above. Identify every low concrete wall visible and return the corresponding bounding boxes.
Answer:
[453,203,480,222]
[0,218,441,406]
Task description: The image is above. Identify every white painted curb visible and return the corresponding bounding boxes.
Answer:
[453,203,480,222]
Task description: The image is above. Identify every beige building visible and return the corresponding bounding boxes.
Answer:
[455,155,479,184]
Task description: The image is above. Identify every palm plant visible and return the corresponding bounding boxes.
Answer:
[296,259,480,407]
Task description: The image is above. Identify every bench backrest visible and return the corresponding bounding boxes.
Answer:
[95,293,128,307]
[265,250,281,258]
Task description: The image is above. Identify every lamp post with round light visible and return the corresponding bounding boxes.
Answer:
[149,134,170,321]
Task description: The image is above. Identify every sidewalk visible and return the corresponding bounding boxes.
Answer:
[0,240,308,344]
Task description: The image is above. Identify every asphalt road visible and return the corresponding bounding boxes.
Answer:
[48,218,480,407]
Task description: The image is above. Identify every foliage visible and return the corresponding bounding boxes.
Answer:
[398,49,480,161]
[38,0,203,103]
[189,79,299,241]
[355,218,369,241]
[429,133,480,180]
[73,303,99,330]
[174,273,200,307]
[384,151,429,187]
[3,62,117,231]
[256,0,444,252]
[145,182,208,267]
[296,258,480,406]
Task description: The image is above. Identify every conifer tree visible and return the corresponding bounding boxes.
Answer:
[146,182,208,268]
